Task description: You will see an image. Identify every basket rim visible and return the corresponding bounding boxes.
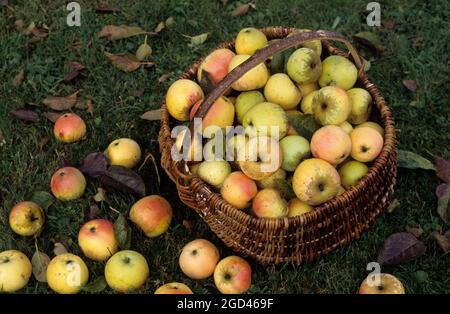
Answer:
[158,26,397,228]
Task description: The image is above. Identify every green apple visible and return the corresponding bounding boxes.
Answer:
[297,81,319,97]
[288,29,322,57]
[313,86,352,125]
[235,91,265,123]
[338,160,369,190]
[300,90,319,114]
[319,55,357,90]
[347,88,372,124]
[279,135,310,171]
[198,160,232,189]
[264,73,302,110]
[286,48,322,84]
[242,102,288,140]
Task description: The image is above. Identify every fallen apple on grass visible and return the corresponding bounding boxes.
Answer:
[0,250,32,293]
[9,201,45,236]
[214,256,252,294]
[154,282,193,294]
[46,253,89,294]
[78,219,118,262]
[104,138,142,169]
[358,273,405,294]
[179,239,220,280]
[50,166,86,201]
[130,195,173,238]
[53,113,86,143]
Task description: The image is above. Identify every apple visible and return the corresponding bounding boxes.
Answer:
[297,81,319,97]
[154,282,193,294]
[347,88,372,124]
[174,128,202,162]
[235,91,265,123]
[287,198,313,217]
[189,96,234,130]
[286,48,322,84]
[292,158,341,206]
[165,79,204,121]
[350,127,384,162]
[53,113,86,143]
[105,138,142,169]
[228,54,269,91]
[264,73,302,110]
[355,121,384,137]
[9,201,45,236]
[0,250,32,293]
[220,171,257,210]
[358,273,405,294]
[300,90,319,114]
[214,256,252,294]
[179,239,220,280]
[130,195,173,238]
[242,102,288,140]
[319,55,357,90]
[235,28,268,55]
[237,136,282,180]
[337,185,346,195]
[197,48,235,85]
[338,160,369,190]
[313,86,352,125]
[47,253,89,294]
[198,160,232,188]
[279,135,310,171]
[285,110,303,136]
[50,166,86,201]
[288,29,322,56]
[256,168,286,189]
[203,133,227,161]
[105,250,149,293]
[310,125,351,165]
[78,219,118,262]
[252,188,288,218]
[339,121,353,134]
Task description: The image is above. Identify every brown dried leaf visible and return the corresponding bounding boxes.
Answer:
[42,111,63,123]
[64,62,85,84]
[10,108,38,123]
[154,21,165,33]
[53,242,68,256]
[377,232,426,265]
[13,68,24,86]
[140,109,162,121]
[38,135,50,151]
[382,20,395,29]
[79,152,109,178]
[387,198,401,213]
[436,183,450,223]
[353,32,384,55]
[95,5,121,13]
[434,156,450,183]
[42,91,78,111]
[403,80,418,92]
[99,25,151,40]
[105,52,142,72]
[182,219,195,233]
[188,33,208,47]
[231,3,255,17]
[405,225,424,238]
[14,19,24,30]
[165,16,174,28]
[431,231,450,253]
[84,204,101,221]
[158,73,172,83]
[31,251,50,282]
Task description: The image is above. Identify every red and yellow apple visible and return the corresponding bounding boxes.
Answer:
[130,195,173,238]
[0,250,32,293]
[358,273,405,294]
[9,201,45,236]
[311,125,351,165]
[78,219,118,262]
[214,256,252,294]
[105,138,142,169]
[165,79,204,121]
[252,188,288,218]
[355,121,384,137]
[53,113,86,143]
[47,253,89,294]
[350,127,384,162]
[179,239,220,280]
[50,167,86,201]
[154,282,193,294]
[189,96,234,130]
[197,48,235,85]
[220,171,257,210]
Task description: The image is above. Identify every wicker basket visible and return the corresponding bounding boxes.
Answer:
[158,27,397,265]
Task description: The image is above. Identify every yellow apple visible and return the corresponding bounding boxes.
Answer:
[256,168,286,189]
[287,198,313,217]
[286,48,322,84]
[47,253,89,294]
[313,86,351,125]
[179,239,220,280]
[154,282,193,294]
[311,125,351,165]
[0,250,32,293]
[288,29,322,57]
[264,73,302,110]
[347,88,372,124]
[297,81,319,97]
[220,171,257,210]
[198,160,232,188]
[9,201,45,236]
[252,188,288,218]
[235,28,268,55]
[105,250,149,293]
[300,90,319,114]
[105,138,142,169]
[78,219,118,262]
[130,195,173,238]
[293,158,341,206]
[214,256,252,294]
[358,273,405,294]
[319,55,357,90]
[235,91,265,123]
[242,102,288,140]
[280,135,310,171]
[50,167,86,201]
[339,121,353,134]
[228,54,269,91]
[350,127,384,162]
[355,121,384,137]
[338,160,369,190]
[165,79,204,121]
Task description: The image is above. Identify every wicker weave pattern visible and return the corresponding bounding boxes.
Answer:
[158,27,397,265]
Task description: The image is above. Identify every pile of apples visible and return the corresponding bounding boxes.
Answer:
[166,27,385,219]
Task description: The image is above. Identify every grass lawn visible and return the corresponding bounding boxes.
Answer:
[1,0,449,294]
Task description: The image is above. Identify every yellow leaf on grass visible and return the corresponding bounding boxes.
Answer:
[140,109,162,121]
[105,52,142,72]
[99,24,150,40]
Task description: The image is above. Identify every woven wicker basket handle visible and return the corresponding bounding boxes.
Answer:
[191,29,363,122]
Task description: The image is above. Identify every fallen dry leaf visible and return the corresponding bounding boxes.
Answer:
[99,24,151,40]
[158,72,172,83]
[53,242,68,256]
[42,91,78,111]
[14,19,24,30]
[75,99,94,116]
[105,52,143,72]
[431,231,450,252]
[42,111,63,123]
[377,232,426,265]
[382,20,395,29]
[231,3,255,17]
[26,23,48,44]
[140,109,162,121]
[182,219,195,233]
[397,150,435,170]
[436,183,450,224]
[79,152,109,178]
[403,80,418,92]
[38,135,50,151]
[130,89,144,98]
[93,187,107,202]
[434,156,450,183]
[64,62,85,84]
[154,21,165,33]
[31,251,51,282]
[188,33,209,48]
[165,16,174,28]
[353,31,384,55]
[13,68,24,86]
[84,204,101,221]
[405,225,424,238]
[10,108,38,123]
[95,5,121,13]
